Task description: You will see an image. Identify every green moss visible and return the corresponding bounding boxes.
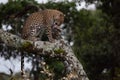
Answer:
[53,48,65,54]
[22,41,32,48]
[10,77,16,80]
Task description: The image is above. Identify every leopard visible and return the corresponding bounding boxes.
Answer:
[22,9,64,42]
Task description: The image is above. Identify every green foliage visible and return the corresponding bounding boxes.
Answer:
[73,9,112,79]
[49,60,65,79]
[73,0,120,80]
[43,57,65,79]
[0,0,39,34]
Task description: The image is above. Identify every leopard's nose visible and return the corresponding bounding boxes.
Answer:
[55,23,58,25]
[55,23,61,26]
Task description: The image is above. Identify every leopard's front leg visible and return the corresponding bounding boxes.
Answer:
[46,25,55,43]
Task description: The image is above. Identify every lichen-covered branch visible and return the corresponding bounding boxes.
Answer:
[0,29,89,80]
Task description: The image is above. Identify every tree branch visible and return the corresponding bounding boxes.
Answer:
[0,29,89,80]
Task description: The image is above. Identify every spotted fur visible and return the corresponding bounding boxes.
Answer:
[22,9,64,42]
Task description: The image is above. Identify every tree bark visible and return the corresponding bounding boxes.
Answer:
[0,29,89,80]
